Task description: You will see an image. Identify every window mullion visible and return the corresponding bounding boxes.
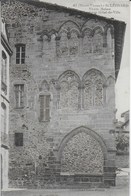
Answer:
[20,47,22,64]
[18,86,20,107]
[92,84,95,106]
[43,96,46,121]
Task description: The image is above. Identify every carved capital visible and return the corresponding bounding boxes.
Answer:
[55,35,61,41]
[78,83,84,89]
[50,79,61,90]
[67,32,71,39]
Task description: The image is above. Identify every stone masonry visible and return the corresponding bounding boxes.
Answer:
[1,0,125,188]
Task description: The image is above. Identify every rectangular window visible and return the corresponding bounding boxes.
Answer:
[1,51,7,94]
[39,95,50,122]
[15,133,23,146]
[14,84,24,108]
[16,44,25,64]
[1,103,6,134]
[1,51,7,84]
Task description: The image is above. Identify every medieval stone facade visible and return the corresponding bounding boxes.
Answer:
[1,0,125,188]
[1,18,12,190]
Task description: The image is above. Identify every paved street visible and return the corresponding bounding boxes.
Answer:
[1,188,129,196]
[2,175,129,196]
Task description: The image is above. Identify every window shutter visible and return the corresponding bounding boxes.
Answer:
[14,84,24,108]
[39,95,50,121]
[15,85,19,108]
[21,46,25,64]
[16,46,20,64]
[15,133,23,146]
[40,95,45,121]
[20,85,24,107]
[45,95,50,121]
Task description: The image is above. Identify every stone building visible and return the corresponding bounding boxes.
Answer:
[1,0,125,188]
[0,18,12,189]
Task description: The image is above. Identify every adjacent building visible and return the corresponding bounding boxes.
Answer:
[0,18,12,190]
[121,110,129,133]
[115,111,129,168]
[1,0,125,188]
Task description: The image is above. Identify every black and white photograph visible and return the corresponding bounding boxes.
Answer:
[0,0,130,195]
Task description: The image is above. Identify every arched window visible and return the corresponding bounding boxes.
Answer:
[43,35,50,56]
[95,79,104,106]
[93,33,103,54]
[107,28,112,50]
[59,71,79,110]
[93,27,104,54]
[84,80,93,108]
[57,31,69,57]
[69,31,79,55]
[83,69,105,109]
[57,21,80,57]
[82,28,92,54]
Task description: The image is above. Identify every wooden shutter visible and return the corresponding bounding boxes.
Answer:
[15,85,19,108]
[21,46,25,64]
[14,84,24,108]
[39,95,50,121]
[45,95,50,121]
[16,46,20,64]
[20,85,24,107]
[15,133,23,146]
[40,95,45,121]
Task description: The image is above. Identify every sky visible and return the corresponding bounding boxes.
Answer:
[40,0,130,121]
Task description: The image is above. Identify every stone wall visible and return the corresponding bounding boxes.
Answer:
[116,155,129,168]
[2,0,116,188]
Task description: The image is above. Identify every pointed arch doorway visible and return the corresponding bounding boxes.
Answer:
[58,126,107,182]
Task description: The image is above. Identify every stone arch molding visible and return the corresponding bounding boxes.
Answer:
[39,80,50,92]
[58,20,81,38]
[58,70,80,84]
[37,20,114,57]
[58,126,107,175]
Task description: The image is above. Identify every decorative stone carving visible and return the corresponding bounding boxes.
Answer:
[56,21,80,57]
[106,28,112,50]
[60,81,69,108]
[93,30,103,54]
[84,80,93,108]
[82,28,93,54]
[95,79,103,106]
[69,32,79,55]
[57,30,79,57]
[59,71,79,110]
[61,132,104,175]
[39,80,49,92]
[57,31,69,57]
[83,69,105,109]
